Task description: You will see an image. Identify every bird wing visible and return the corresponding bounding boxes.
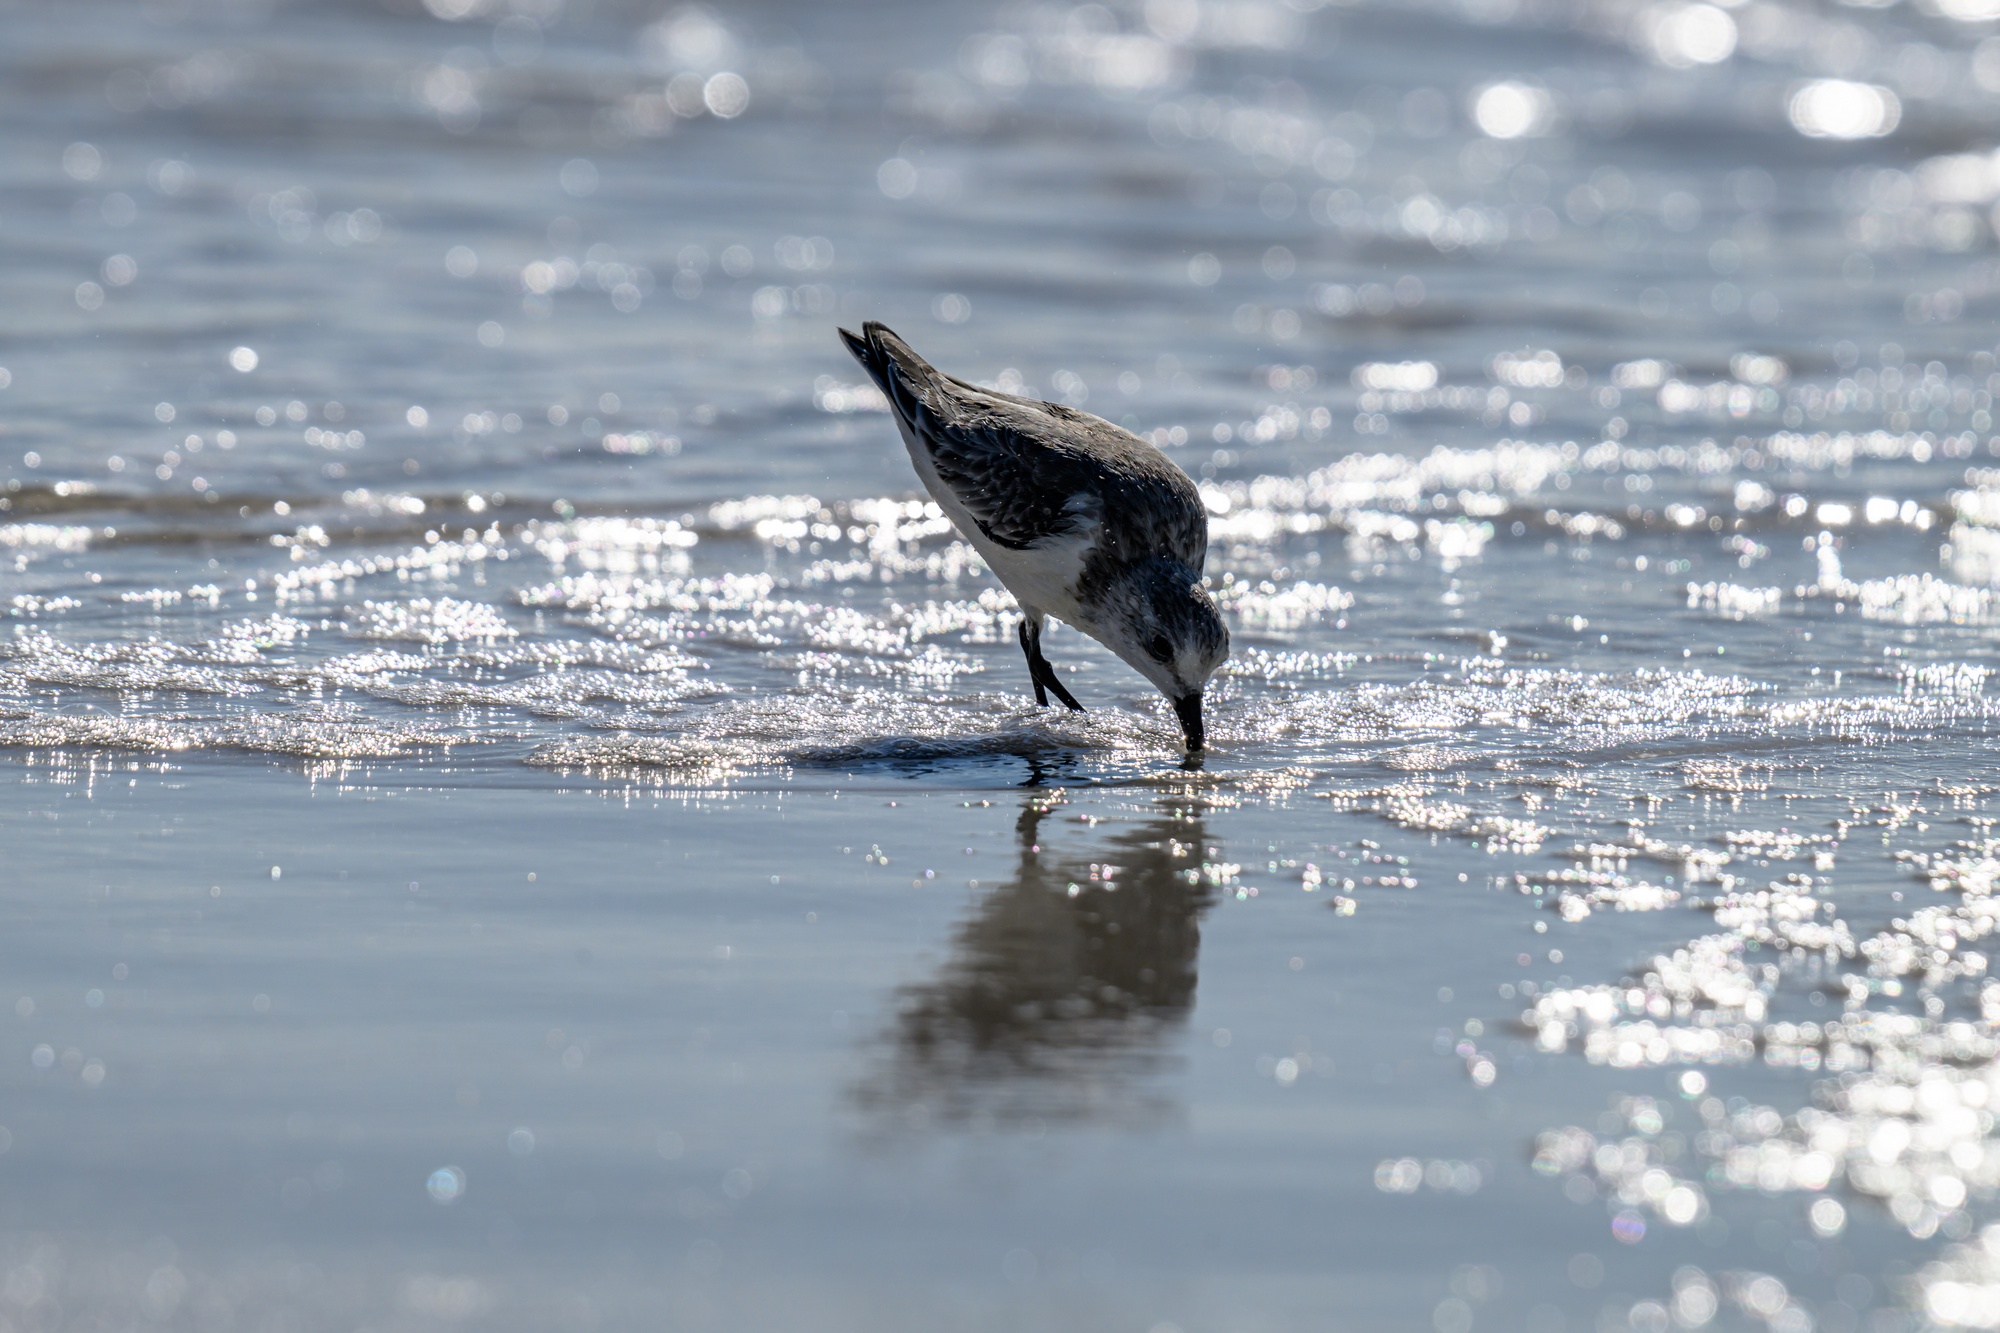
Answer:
[841,323,1207,565]
[912,412,1104,552]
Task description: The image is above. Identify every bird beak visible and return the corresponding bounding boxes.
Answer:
[1172,692,1205,752]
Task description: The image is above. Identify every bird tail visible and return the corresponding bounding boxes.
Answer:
[836,322,935,424]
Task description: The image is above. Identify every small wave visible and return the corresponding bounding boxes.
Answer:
[525,691,1158,779]
[0,706,467,759]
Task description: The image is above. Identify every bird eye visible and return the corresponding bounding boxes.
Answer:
[1147,634,1172,663]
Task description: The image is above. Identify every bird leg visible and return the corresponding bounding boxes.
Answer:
[1019,617,1048,707]
[1018,618,1085,712]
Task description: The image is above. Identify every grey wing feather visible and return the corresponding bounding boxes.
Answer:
[920,415,1098,551]
[840,322,1208,567]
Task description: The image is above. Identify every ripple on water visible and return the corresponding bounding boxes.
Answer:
[1522,816,2000,1300]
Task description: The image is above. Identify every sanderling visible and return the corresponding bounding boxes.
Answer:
[839,321,1227,751]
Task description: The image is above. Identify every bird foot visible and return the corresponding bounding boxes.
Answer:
[1019,619,1085,714]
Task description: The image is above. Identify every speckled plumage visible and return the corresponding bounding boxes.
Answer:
[840,321,1227,750]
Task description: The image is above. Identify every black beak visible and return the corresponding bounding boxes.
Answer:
[1172,692,1205,752]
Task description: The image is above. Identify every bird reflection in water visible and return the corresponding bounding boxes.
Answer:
[854,791,1218,1129]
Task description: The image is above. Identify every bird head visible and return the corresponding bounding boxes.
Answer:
[1097,559,1229,751]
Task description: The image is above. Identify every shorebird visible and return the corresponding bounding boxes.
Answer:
[839,321,1227,751]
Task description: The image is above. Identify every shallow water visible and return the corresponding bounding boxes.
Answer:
[6,0,2000,1328]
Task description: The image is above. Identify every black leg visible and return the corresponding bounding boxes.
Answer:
[1017,620,1049,707]
[1020,617,1085,713]
[1040,659,1085,712]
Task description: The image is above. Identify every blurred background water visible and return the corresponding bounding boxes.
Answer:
[6,0,2000,1328]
